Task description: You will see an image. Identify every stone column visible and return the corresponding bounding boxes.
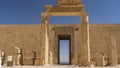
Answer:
[87,16,90,63]
[80,14,91,66]
[14,47,23,65]
[1,51,5,65]
[41,13,49,65]
[50,51,53,65]
[107,37,118,66]
[0,50,1,66]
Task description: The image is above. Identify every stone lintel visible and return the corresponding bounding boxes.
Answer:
[59,4,84,7]
[42,12,87,16]
[45,5,85,12]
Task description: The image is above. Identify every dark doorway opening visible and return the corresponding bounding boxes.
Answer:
[58,35,71,65]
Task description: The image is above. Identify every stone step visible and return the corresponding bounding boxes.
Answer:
[1,65,120,68]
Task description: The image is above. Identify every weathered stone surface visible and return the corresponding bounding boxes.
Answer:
[107,37,118,66]
[94,53,105,66]
[7,56,13,66]
[0,25,42,65]
[0,24,120,66]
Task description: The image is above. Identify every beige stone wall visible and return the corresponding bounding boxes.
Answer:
[0,24,120,65]
[0,25,42,65]
[89,24,120,55]
[89,24,120,64]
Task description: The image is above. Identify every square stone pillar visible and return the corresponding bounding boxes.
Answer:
[7,56,13,66]
[41,13,50,65]
[80,14,91,66]
[95,53,105,66]
[107,37,118,66]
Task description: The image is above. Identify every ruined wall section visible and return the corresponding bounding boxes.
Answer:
[0,24,42,65]
[0,24,120,65]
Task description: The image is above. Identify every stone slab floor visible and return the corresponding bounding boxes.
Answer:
[1,65,120,68]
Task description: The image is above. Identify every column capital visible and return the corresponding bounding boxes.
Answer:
[80,12,88,17]
[81,14,89,24]
[41,13,50,24]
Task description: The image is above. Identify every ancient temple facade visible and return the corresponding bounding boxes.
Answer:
[0,0,120,66]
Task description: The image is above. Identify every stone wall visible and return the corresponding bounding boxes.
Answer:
[0,24,120,65]
[89,24,120,56]
[89,24,120,64]
[0,25,42,65]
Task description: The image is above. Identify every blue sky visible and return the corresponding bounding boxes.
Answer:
[0,0,120,24]
[60,40,69,63]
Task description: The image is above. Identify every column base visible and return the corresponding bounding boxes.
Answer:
[43,63,50,66]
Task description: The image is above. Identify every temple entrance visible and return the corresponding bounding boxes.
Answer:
[54,27,74,65]
[58,35,71,65]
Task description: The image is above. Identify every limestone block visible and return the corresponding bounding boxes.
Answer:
[23,51,37,65]
[7,56,13,66]
[23,58,33,65]
[95,55,105,66]
[34,59,42,65]
[8,56,12,61]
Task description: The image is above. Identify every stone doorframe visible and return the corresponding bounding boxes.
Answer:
[58,35,71,65]
[54,27,74,65]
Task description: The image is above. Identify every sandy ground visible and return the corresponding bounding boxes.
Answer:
[1,65,120,68]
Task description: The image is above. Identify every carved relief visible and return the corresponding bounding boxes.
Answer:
[58,0,81,5]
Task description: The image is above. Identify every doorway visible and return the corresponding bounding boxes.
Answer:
[58,35,71,65]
